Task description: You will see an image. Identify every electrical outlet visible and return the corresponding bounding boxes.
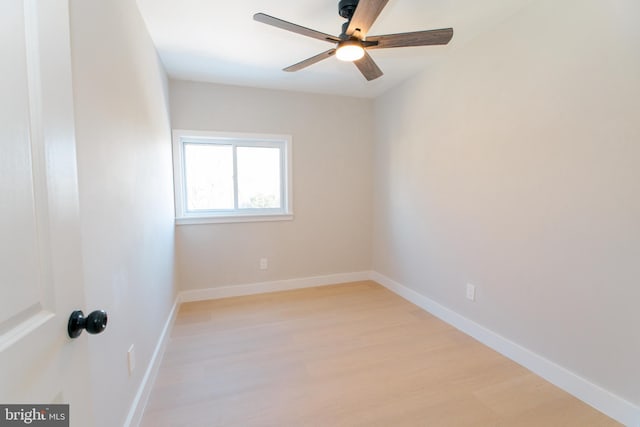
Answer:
[127,345,135,376]
[260,258,268,270]
[466,283,476,301]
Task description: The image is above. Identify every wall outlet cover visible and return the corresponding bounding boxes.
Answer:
[127,345,135,376]
[466,283,476,301]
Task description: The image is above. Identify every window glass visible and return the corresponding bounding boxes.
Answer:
[237,146,281,209]
[184,143,234,211]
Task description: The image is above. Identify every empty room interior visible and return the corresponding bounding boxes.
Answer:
[1,0,639,426]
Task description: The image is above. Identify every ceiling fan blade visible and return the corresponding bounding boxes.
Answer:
[354,51,383,81]
[346,0,390,38]
[284,49,337,72]
[367,28,454,49]
[254,13,341,43]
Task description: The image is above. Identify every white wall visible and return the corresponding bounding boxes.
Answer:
[69,0,176,425]
[170,81,373,290]
[373,0,639,410]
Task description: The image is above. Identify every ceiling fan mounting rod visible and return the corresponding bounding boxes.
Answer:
[338,0,359,20]
[339,0,360,38]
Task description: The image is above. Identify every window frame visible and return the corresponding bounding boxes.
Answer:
[172,129,293,225]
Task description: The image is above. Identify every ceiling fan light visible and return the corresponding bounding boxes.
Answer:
[336,40,365,62]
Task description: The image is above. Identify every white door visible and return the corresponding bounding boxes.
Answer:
[0,0,94,425]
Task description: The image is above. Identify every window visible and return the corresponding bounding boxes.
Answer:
[172,130,293,224]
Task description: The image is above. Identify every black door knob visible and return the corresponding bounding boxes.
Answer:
[68,310,108,339]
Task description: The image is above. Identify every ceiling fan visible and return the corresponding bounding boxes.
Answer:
[254,0,453,81]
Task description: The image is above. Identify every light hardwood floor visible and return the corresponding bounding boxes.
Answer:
[141,281,619,426]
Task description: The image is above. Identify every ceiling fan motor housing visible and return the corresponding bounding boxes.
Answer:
[338,0,359,20]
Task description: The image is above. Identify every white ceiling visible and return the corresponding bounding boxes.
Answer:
[136,0,534,98]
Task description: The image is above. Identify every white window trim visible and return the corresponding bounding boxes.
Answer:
[172,129,293,225]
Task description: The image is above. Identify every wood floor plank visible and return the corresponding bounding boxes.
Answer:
[141,281,620,426]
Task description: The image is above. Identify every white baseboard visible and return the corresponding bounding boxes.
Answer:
[123,297,180,427]
[370,271,640,427]
[178,271,371,303]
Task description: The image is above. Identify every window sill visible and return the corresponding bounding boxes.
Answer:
[175,213,294,225]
